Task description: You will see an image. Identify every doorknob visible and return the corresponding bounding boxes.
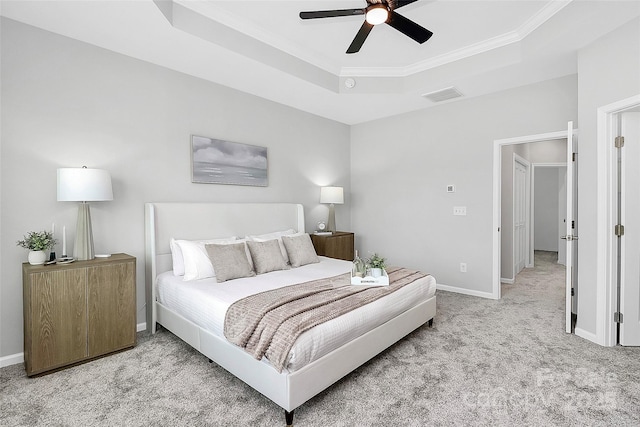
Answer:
[561,235,579,241]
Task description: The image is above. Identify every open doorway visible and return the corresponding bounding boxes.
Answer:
[492,124,578,335]
[500,139,567,284]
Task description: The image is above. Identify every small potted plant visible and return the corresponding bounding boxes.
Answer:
[17,231,57,265]
[367,253,386,278]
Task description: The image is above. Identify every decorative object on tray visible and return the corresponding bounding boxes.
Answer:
[17,231,57,265]
[57,166,113,261]
[319,186,344,232]
[351,250,366,278]
[366,252,386,278]
[191,135,268,187]
[352,251,389,285]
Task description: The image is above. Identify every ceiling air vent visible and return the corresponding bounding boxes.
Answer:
[422,87,463,103]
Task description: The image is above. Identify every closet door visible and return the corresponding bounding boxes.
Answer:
[514,156,529,275]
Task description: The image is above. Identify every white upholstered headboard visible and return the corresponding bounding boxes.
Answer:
[144,202,305,330]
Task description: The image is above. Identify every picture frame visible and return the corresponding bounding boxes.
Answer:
[191,135,268,187]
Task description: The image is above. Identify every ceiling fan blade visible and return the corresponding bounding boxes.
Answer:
[386,11,433,44]
[346,21,374,54]
[395,0,420,9]
[300,9,365,20]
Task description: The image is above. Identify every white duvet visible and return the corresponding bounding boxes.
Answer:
[156,257,436,372]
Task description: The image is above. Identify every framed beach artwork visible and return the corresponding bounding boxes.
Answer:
[191,135,268,187]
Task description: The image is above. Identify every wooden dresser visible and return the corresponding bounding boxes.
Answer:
[22,253,136,376]
[310,231,355,261]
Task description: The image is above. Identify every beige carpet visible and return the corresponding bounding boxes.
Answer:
[1,251,639,426]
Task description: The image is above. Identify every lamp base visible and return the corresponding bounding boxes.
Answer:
[327,203,337,233]
[73,202,95,261]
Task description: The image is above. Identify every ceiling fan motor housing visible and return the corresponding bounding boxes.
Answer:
[299,0,433,54]
[365,4,390,25]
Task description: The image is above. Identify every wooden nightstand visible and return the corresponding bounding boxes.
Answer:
[22,253,136,376]
[310,232,354,261]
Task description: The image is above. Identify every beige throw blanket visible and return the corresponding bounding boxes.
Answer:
[224,267,428,372]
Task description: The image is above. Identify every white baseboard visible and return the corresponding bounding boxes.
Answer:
[500,277,515,284]
[436,283,498,300]
[1,324,148,369]
[0,352,24,368]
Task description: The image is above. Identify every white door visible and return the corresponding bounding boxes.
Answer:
[514,156,529,275]
[564,121,577,334]
[620,111,640,345]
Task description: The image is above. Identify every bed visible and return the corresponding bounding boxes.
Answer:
[145,202,436,425]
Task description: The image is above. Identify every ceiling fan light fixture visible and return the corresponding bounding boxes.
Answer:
[365,5,389,25]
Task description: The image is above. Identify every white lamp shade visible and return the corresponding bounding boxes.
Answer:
[57,168,113,202]
[320,186,344,204]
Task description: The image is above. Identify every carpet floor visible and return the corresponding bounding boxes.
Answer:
[1,251,638,426]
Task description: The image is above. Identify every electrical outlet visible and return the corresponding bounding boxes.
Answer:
[453,206,467,216]
[460,262,467,273]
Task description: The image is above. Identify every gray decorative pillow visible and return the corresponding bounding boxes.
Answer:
[247,239,289,275]
[282,234,319,268]
[205,242,255,283]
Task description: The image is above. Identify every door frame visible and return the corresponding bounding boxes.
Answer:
[492,129,571,299]
[596,94,640,347]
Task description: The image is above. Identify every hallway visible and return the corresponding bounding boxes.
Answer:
[503,250,567,330]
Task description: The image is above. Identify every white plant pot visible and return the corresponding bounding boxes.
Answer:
[28,250,47,265]
[371,268,382,278]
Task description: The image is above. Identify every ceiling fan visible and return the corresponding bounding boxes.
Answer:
[299,0,433,54]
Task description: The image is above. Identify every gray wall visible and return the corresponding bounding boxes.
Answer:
[351,76,577,295]
[534,168,560,251]
[575,18,640,337]
[0,19,351,359]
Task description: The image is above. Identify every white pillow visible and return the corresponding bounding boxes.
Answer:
[174,237,236,281]
[247,229,298,264]
[170,238,186,276]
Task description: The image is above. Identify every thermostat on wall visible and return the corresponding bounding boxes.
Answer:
[447,185,455,193]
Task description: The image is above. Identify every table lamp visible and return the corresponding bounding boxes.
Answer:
[57,167,113,260]
[320,186,344,233]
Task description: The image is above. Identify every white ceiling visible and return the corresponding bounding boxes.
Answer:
[2,0,639,124]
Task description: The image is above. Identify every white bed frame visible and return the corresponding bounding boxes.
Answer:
[145,202,436,425]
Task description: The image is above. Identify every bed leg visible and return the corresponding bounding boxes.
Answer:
[284,410,294,426]
[428,318,434,327]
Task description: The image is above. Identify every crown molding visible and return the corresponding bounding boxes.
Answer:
[171,0,573,84]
